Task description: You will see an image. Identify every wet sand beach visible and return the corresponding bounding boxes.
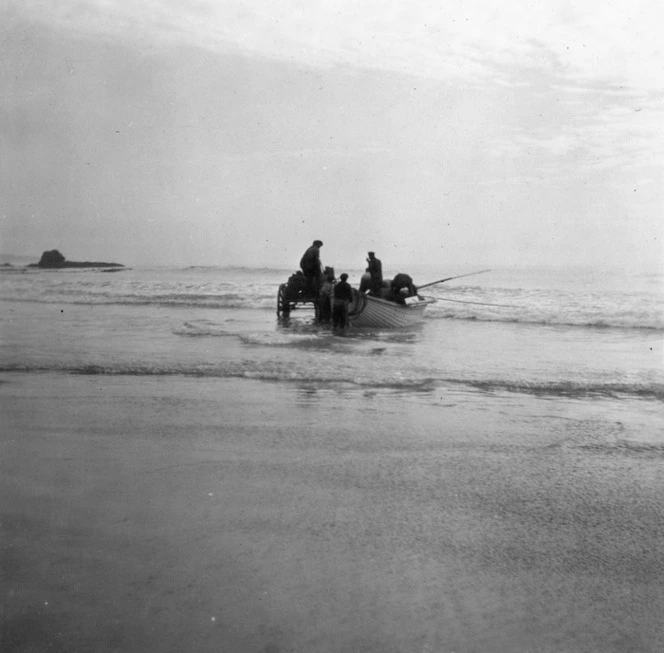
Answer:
[2,372,663,653]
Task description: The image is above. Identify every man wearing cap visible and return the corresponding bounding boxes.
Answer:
[366,251,383,296]
[299,240,324,296]
[332,273,353,328]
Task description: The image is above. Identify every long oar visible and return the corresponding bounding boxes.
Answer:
[418,269,491,290]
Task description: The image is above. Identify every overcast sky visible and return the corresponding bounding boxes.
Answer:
[1,0,662,271]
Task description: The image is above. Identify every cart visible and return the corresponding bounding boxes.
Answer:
[276,271,321,318]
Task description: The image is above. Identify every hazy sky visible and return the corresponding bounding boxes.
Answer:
[1,0,662,270]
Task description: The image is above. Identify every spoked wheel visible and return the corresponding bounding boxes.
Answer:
[277,284,291,317]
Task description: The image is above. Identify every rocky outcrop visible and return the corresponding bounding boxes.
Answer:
[29,250,124,269]
[36,250,66,267]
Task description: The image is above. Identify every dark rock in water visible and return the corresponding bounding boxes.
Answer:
[36,250,66,267]
[29,250,124,269]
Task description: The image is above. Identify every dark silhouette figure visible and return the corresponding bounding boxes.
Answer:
[299,240,324,296]
[366,252,382,296]
[332,273,353,328]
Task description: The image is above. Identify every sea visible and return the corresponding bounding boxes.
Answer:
[2,262,664,651]
[1,263,662,403]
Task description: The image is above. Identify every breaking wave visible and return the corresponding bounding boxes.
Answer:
[448,378,664,401]
[1,363,661,401]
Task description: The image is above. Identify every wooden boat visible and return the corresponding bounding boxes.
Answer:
[345,269,491,327]
[347,291,435,328]
[277,266,488,327]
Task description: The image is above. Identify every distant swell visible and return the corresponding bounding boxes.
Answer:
[0,295,272,310]
[182,265,292,274]
[426,312,664,332]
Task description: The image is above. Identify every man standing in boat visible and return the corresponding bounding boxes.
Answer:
[332,273,353,328]
[300,240,324,296]
[367,251,382,296]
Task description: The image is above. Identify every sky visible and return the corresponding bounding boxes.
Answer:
[1,0,663,271]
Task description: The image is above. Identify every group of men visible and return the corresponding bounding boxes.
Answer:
[298,240,419,327]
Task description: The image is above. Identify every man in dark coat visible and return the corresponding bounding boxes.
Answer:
[332,273,353,328]
[299,240,323,295]
[366,251,382,296]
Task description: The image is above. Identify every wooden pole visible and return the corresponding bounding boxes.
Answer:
[418,269,491,290]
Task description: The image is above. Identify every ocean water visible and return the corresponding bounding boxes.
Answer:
[1,264,662,402]
[2,263,664,652]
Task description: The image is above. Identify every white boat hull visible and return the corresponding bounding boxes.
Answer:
[347,293,434,328]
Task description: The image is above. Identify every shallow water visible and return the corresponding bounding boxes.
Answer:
[1,265,662,458]
[1,278,662,400]
[1,265,663,651]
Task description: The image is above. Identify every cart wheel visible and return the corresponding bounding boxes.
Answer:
[277,284,290,317]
